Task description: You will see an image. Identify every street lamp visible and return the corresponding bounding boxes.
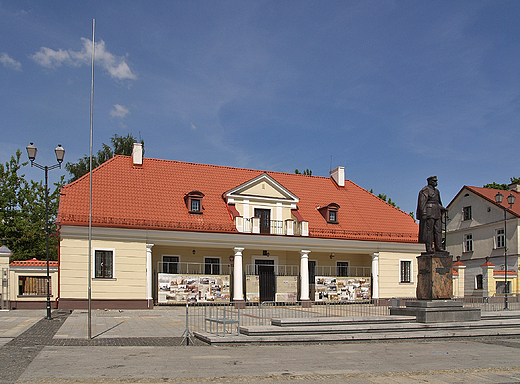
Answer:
[494,191,516,310]
[26,142,65,320]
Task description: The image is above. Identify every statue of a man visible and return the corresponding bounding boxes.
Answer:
[417,176,447,253]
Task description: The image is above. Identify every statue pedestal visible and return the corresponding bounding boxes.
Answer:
[416,251,452,300]
[390,251,481,323]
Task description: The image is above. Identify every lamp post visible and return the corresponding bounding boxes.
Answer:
[26,143,65,320]
[494,191,516,310]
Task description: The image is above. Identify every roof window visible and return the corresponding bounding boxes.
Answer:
[185,191,204,214]
[318,203,340,224]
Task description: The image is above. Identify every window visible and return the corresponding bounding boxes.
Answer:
[495,228,505,249]
[204,258,220,275]
[18,276,51,296]
[496,281,511,295]
[336,261,349,277]
[475,274,483,290]
[95,250,114,279]
[464,234,473,252]
[191,199,200,212]
[318,203,340,224]
[400,260,412,283]
[162,256,179,274]
[463,206,472,221]
[185,190,204,214]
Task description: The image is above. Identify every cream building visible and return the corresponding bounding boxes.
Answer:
[56,145,422,309]
[446,184,519,298]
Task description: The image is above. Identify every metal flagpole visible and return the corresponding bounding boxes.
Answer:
[88,19,95,340]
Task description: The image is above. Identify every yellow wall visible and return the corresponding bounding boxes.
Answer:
[378,251,417,298]
[60,238,146,300]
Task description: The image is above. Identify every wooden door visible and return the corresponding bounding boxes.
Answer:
[255,209,271,234]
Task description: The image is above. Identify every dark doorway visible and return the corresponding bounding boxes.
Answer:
[255,208,271,234]
[256,259,275,302]
[309,260,316,299]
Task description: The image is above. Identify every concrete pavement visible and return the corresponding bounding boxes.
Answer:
[1,307,520,383]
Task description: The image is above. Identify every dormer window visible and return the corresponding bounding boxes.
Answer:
[318,203,340,224]
[191,199,200,212]
[185,191,204,214]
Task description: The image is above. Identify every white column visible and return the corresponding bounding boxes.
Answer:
[371,252,379,299]
[233,247,245,301]
[300,250,311,301]
[146,244,154,303]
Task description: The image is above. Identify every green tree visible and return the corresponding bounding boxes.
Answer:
[295,168,312,176]
[483,177,520,190]
[370,189,401,210]
[65,133,144,182]
[0,150,64,261]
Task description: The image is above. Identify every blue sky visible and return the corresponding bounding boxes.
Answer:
[2,1,520,216]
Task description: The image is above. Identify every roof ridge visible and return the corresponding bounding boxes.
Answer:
[63,155,122,189]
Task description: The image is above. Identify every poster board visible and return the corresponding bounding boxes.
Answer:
[275,276,298,302]
[314,276,371,301]
[158,273,230,303]
[245,275,260,302]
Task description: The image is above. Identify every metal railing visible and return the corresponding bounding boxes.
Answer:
[315,266,371,277]
[158,261,232,275]
[242,218,302,235]
[185,296,520,340]
[245,264,299,276]
[186,300,391,335]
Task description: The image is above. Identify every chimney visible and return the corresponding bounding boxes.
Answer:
[508,182,520,193]
[330,166,345,187]
[132,143,143,166]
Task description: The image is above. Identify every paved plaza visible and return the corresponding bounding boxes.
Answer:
[0,307,519,383]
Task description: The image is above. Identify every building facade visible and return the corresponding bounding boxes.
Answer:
[56,144,422,310]
[446,184,519,298]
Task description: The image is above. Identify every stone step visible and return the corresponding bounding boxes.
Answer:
[194,325,520,345]
[240,317,520,336]
[193,311,520,345]
[270,315,414,327]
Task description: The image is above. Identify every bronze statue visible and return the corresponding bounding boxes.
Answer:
[417,176,447,253]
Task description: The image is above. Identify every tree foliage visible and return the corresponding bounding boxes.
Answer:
[0,150,64,261]
[483,177,520,190]
[368,188,414,217]
[295,168,312,175]
[65,134,144,182]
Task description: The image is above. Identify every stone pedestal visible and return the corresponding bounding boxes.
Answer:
[390,251,481,323]
[390,300,481,323]
[416,251,452,300]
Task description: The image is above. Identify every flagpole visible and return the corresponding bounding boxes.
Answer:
[88,18,95,340]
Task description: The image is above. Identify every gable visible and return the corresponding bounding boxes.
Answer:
[225,173,299,203]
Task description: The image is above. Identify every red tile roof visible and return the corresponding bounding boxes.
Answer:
[10,258,58,267]
[493,270,517,277]
[453,260,466,267]
[57,156,419,243]
[449,186,520,217]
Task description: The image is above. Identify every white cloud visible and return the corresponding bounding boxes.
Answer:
[110,104,130,118]
[0,53,22,71]
[30,38,136,81]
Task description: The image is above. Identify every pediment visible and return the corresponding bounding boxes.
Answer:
[225,173,299,203]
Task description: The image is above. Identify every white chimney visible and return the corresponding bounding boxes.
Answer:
[330,166,345,187]
[509,182,520,192]
[132,142,143,165]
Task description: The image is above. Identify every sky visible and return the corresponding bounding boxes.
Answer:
[1,0,520,216]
